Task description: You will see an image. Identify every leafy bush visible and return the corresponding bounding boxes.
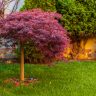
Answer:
[21,0,56,11]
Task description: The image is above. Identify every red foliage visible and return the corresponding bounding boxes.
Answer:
[0,9,69,63]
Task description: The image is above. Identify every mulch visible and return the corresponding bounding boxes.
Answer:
[3,78,38,87]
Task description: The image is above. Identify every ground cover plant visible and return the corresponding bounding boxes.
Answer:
[0,61,96,96]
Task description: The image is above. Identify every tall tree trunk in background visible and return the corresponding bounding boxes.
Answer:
[20,43,24,81]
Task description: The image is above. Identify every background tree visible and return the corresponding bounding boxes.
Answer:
[21,0,56,11]
[0,9,69,81]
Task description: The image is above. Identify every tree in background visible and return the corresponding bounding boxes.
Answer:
[21,0,56,11]
[0,9,69,81]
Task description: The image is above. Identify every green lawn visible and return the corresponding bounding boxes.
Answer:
[0,61,96,96]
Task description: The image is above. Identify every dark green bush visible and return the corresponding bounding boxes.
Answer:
[24,42,45,64]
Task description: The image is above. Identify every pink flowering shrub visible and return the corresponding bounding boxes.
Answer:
[0,9,69,64]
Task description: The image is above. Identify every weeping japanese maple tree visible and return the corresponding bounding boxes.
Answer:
[0,9,69,81]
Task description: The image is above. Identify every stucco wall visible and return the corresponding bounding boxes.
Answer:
[64,38,96,60]
[78,38,96,59]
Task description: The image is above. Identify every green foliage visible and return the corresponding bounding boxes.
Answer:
[56,0,96,41]
[21,0,56,11]
[15,42,45,64]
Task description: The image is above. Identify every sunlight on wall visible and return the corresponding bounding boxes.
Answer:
[75,38,96,59]
[64,38,96,60]
[79,38,96,59]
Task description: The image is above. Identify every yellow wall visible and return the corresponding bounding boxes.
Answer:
[64,38,96,60]
[79,38,96,59]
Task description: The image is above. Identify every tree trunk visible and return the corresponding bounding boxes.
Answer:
[20,43,24,81]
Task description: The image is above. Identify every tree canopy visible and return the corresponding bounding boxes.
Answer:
[0,9,69,63]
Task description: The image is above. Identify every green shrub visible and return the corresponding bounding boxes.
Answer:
[21,0,56,11]
[24,42,45,64]
[56,0,96,41]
